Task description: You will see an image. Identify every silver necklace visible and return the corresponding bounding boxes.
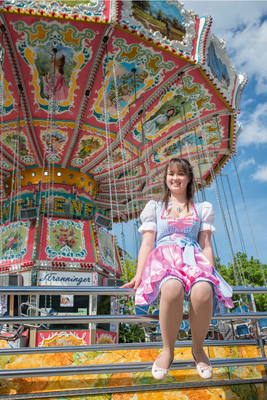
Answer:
[176,205,184,214]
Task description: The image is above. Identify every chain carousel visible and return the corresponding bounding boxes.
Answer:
[0,1,266,399]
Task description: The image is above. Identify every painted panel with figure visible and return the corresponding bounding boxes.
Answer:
[6,14,105,117]
[86,32,184,126]
[131,0,186,41]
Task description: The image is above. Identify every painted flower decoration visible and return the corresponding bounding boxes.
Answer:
[54,227,78,250]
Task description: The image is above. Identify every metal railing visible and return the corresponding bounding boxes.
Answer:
[0,339,257,356]
[0,285,266,395]
[0,357,266,379]
[0,285,266,295]
[1,312,267,325]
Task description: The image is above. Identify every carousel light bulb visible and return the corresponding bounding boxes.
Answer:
[57,172,62,177]
[44,171,48,176]
[20,175,24,180]
[31,172,36,177]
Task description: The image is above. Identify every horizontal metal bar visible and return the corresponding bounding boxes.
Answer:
[0,285,266,295]
[0,286,134,296]
[0,339,257,356]
[1,312,267,325]
[233,286,267,294]
[3,378,267,400]
[0,358,266,379]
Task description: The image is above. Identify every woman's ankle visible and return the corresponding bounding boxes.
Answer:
[192,346,205,354]
[161,348,174,358]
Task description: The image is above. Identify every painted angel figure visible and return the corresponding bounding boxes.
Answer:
[43,53,68,102]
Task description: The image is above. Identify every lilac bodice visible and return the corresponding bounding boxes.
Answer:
[155,201,203,266]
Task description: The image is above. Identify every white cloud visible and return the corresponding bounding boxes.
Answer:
[238,102,267,146]
[241,97,254,108]
[239,157,255,171]
[251,164,267,182]
[184,2,267,94]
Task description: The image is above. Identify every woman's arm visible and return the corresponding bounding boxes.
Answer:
[121,230,156,290]
[198,230,214,267]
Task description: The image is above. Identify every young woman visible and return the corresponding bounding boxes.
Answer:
[43,54,68,102]
[122,158,233,380]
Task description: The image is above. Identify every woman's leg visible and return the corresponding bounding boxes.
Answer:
[156,279,184,369]
[189,281,213,366]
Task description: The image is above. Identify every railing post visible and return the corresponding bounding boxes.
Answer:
[247,289,267,377]
[89,293,97,345]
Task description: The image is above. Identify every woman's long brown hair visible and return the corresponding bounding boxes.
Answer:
[160,158,195,211]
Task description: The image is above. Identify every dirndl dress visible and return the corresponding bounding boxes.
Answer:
[135,200,234,316]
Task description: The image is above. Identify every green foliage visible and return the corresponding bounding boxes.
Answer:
[107,71,148,107]
[119,255,145,343]
[119,323,145,343]
[77,137,102,159]
[132,0,150,12]
[217,253,267,311]
[3,132,29,156]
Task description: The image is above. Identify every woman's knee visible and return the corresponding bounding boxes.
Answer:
[191,281,213,304]
[161,279,184,302]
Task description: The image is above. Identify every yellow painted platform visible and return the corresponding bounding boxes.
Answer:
[0,345,266,399]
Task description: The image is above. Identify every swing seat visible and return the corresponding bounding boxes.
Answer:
[0,325,24,341]
[258,319,267,338]
[20,302,58,329]
[235,324,250,339]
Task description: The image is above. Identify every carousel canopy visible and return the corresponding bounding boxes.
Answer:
[0,0,246,221]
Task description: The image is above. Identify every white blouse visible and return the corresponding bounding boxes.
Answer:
[138,200,216,233]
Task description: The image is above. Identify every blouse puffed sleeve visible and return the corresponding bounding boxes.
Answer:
[200,201,216,233]
[138,200,157,232]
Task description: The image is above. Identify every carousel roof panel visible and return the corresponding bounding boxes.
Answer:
[3,12,108,121]
[32,120,75,165]
[1,122,38,167]
[0,0,247,218]
[84,29,190,128]
[66,124,116,170]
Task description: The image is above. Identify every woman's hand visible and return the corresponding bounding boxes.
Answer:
[121,275,142,290]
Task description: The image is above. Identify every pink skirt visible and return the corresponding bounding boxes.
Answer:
[135,244,234,314]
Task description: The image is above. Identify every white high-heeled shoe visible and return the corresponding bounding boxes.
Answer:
[192,349,213,379]
[152,354,174,381]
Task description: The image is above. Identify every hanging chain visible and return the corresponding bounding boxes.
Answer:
[102,63,120,279]
[233,156,267,286]
[0,29,4,282]
[112,65,136,264]
[194,101,241,284]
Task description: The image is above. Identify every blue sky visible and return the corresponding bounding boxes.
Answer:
[185,1,267,266]
[114,1,267,268]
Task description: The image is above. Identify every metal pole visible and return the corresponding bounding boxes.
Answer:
[0,286,266,295]
[1,312,267,325]
[248,290,267,376]
[0,357,266,379]
[0,339,257,356]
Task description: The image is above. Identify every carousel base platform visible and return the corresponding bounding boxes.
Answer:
[0,344,266,400]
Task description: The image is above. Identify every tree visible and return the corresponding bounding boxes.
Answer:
[119,255,145,343]
[132,0,150,12]
[173,18,179,30]
[218,253,267,311]
[157,9,163,22]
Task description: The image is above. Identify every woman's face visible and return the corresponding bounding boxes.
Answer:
[166,165,190,195]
